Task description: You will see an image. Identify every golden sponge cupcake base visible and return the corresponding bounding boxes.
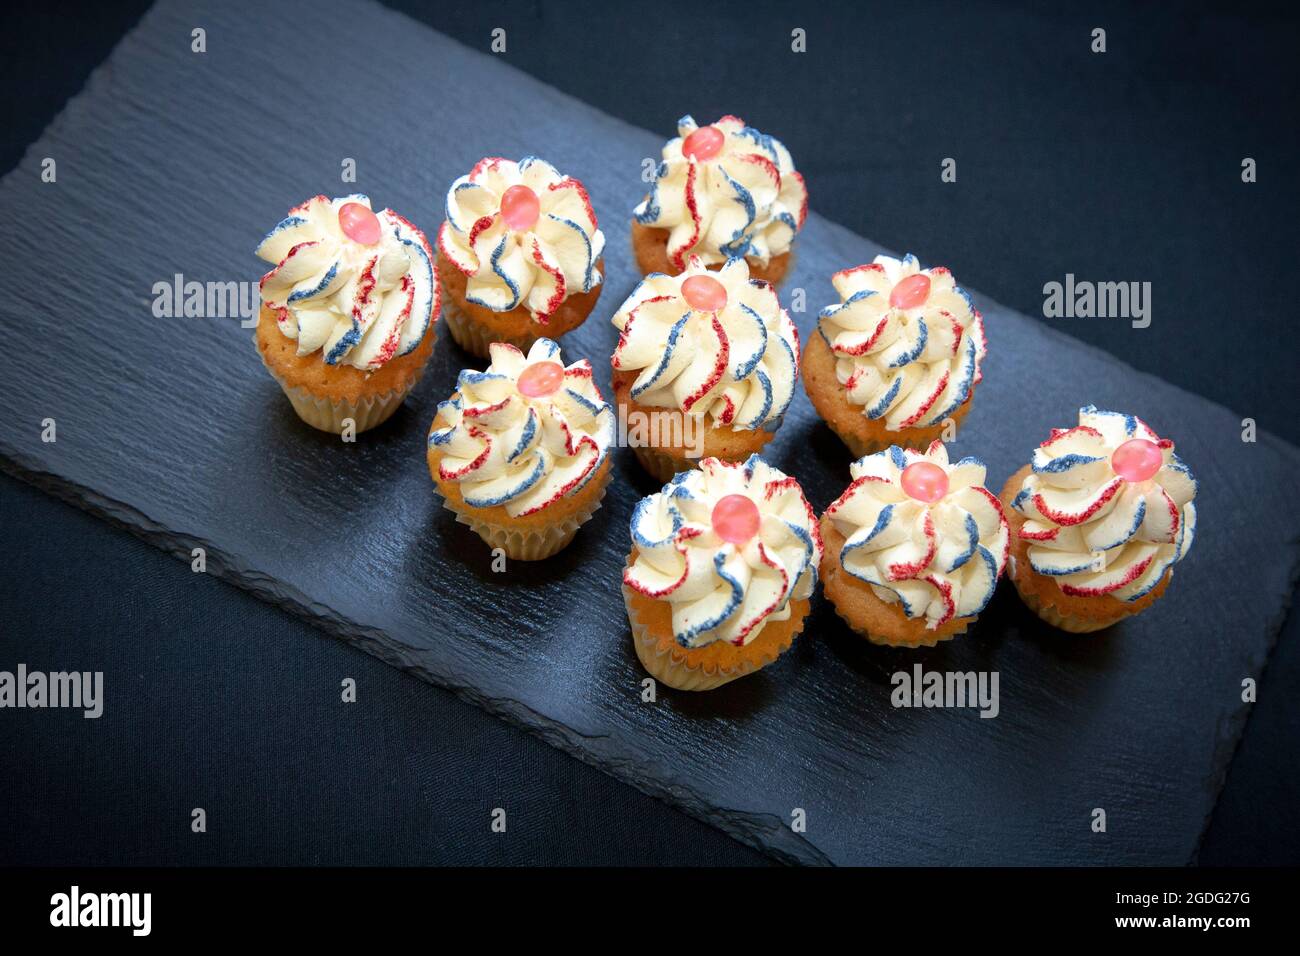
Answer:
[801,329,975,458]
[999,464,1172,633]
[630,220,791,285]
[436,252,602,359]
[427,413,612,560]
[819,514,974,646]
[622,550,808,691]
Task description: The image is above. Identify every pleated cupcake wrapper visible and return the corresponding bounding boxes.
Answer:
[438,473,609,561]
[1007,560,1131,634]
[629,443,700,484]
[261,351,415,434]
[825,418,942,460]
[628,440,773,485]
[823,395,973,460]
[621,579,800,692]
[442,294,541,359]
[825,590,971,648]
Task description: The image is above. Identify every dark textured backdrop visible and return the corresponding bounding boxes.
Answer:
[1,0,1297,865]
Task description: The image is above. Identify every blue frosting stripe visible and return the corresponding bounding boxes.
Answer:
[768,334,798,420]
[887,316,928,368]
[462,452,546,509]
[631,312,690,399]
[866,375,902,420]
[464,235,520,311]
[634,161,668,223]
[966,546,1000,615]
[675,552,744,646]
[840,503,896,570]
[506,407,539,463]
[395,228,435,356]
[258,214,308,252]
[743,369,773,428]
[1033,452,1104,475]
[732,303,769,380]
[947,512,980,572]
[325,324,360,365]
[457,369,509,389]
[889,446,908,470]
[543,213,597,291]
[716,167,757,258]
[925,334,978,426]
[286,261,339,303]
[737,125,779,162]
[1091,497,1147,552]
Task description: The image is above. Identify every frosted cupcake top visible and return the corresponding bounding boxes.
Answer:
[634,115,807,270]
[430,339,615,517]
[817,255,986,431]
[623,455,822,649]
[610,256,799,430]
[256,194,437,370]
[1008,405,1197,601]
[824,442,1009,629]
[437,157,605,322]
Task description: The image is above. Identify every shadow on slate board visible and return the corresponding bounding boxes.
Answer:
[1,0,1298,865]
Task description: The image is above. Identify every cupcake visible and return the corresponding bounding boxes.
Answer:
[610,255,799,482]
[820,442,1008,647]
[622,455,822,691]
[1000,405,1198,633]
[632,115,807,285]
[804,255,986,457]
[255,194,439,433]
[427,339,614,561]
[436,157,605,358]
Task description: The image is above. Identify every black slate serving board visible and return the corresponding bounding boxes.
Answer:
[2,0,1298,865]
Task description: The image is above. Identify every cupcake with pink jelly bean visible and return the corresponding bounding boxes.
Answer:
[803,254,987,457]
[820,441,1009,647]
[622,455,822,691]
[999,406,1198,633]
[436,157,605,357]
[632,115,807,285]
[426,338,615,560]
[255,193,439,433]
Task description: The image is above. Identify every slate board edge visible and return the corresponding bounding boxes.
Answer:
[1191,555,1300,864]
[0,444,826,866]
[5,0,1297,866]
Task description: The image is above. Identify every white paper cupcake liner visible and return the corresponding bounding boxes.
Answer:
[436,471,610,561]
[274,379,411,434]
[622,582,802,691]
[442,294,540,359]
[629,443,697,483]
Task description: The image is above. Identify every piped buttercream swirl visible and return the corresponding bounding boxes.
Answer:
[429,339,614,517]
[816,255,986,430]
[437,157,605,322]
[1008,405,1197,601]
[623,455,822,648]
[634,115,807,270]
[825,442,1009,628]
[610,256,799,429]
[256,194,437,370]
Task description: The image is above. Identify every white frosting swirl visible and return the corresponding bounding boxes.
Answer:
[634,114,807,269]
[825,442,1009,628]
[1009,405,1197,601]
[623,456,822,648]
[610,256,799,429]
[437,157,605,321]
[817,255,987,430]
[256,194,437,370]
[429,339,615,517]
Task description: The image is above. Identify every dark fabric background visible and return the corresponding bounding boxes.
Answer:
[1,0,1296,865]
